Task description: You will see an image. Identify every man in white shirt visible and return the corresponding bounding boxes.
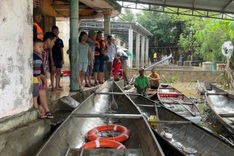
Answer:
[105,35,117,80]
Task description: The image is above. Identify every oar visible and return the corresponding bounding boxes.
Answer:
[174,100,196,117]
[110,90,118,110]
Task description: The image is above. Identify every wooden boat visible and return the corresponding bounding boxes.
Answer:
[117,90,234,155]
[205,82,234,133]
[154,85,201,123]
[36,80,164,156]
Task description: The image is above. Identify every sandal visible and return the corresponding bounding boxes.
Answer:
[39,114,47,119]
[46,112,54,119]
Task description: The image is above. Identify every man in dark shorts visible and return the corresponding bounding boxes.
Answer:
[51,25,64,91]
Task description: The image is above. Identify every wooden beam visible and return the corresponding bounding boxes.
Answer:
[207,92,228,96]
[219,113,234,117]
[149,120,192,124]
[71,113,143,118]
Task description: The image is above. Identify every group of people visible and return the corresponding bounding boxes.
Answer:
[75,30,123,90]
[134,67,160,96]
[33,7,125,118]
[33,7,64,118]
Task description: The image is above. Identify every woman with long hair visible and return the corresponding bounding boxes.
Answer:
[78,31,93,90]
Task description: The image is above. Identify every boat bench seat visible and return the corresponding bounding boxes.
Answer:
[69,148,143,155]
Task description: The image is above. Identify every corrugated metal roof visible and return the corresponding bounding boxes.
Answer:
[118,0,234,20]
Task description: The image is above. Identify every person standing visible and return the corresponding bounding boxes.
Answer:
[153,52,157,63]
[134,68,150,97]
[78,31,93,90]
[51,25,64,91]
[85,30,96,87]
[33,7,43,40]
[33,39,46,118]
[93,31,106,85]
[105,35,116,80]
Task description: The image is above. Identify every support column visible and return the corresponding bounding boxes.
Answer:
[103,9,112,38]
[145,38,149,67]
[135,33,140,68]
[128,29,133,68]
[103,9,112,80]
[69,0,79,91]
[141,36,145,68]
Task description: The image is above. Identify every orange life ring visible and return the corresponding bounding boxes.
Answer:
[82,140,126,149]
[87,124,130,142]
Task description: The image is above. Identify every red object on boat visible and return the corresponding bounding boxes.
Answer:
[159,92,179,97]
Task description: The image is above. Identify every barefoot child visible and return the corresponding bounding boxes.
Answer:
[33,39,46,118]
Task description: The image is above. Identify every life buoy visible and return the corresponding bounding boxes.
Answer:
[82,140,126,149]
[87,124,130,142]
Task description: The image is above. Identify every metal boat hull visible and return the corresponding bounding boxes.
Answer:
[36,80,164,156]
[155,85,201,123]
[205,82,234,133]
[126,94,234,155]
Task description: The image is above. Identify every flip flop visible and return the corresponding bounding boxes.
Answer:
[46,112,54,119]
[39,115,47,119]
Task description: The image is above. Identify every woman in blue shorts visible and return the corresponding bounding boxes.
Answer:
[78,31,93,90]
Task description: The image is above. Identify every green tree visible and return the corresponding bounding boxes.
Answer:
[195,19,234,66]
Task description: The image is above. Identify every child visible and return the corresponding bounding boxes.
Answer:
[113,53,121,80]
[33,39,46,118]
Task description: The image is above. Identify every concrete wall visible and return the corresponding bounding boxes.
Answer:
[129,68,222,83]
[0,0,33,118]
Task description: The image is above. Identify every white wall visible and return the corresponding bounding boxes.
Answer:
[0,0,33,118]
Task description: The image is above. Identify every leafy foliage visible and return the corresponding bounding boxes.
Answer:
[115,8,234,68]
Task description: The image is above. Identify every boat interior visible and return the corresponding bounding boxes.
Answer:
[125,93,234,156]
[36,81,163,156]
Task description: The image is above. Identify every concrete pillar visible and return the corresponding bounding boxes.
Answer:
[128,29,133,68]
[141,36,145,68]
[103,9,112,38]
[0,0,33,118]
[135,33,140,68]
[145,38,149,67]
[69,0,79,91]
[103,9,112,80]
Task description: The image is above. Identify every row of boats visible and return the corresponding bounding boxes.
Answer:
[36,80,234,156]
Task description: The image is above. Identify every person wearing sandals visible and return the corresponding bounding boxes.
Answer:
[37,32,56,119]
[33,38,54,119]
[33,39,46,118]
[85,30,96,87]
[78,31,93,90]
